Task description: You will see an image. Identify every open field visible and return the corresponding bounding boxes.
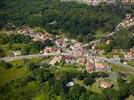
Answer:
[0,58,44,87]
[0,66,28,87]
[111,64,134,75]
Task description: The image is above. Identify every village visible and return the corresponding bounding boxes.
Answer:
[14,20,134,76]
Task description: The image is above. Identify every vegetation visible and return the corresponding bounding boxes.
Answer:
[106,29,134,52]
[0,59,134,100]
[0,0,134,99]
[1,0,133,42]
[0,33,54,57]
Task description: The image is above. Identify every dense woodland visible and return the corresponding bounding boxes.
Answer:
[0,0,134,42]
[98,28,134,53]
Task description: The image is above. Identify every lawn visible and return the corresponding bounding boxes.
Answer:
[90,81,102,94]
[0,58,46,87]
[10,58,44,66]
[0,66,28,87]
[128,61,134,67]
[33,92,49,100]
[111,64,134,75]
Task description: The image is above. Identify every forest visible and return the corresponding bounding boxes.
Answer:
[0,0,134,42]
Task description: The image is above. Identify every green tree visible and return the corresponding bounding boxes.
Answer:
[84,75,95,86]
[0,60,12,69]
[0,48,5,58]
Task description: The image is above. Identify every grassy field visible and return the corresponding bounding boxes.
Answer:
[128,61,134,67]
[90,81,102,94]
[0,66,28,87]
[0,58,44,87]
[111,64,134,75]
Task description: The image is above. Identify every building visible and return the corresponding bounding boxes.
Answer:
[100,80,113,88]
[64,55,73,63]
[125,13,131,20]
[49,56,62,65]
[124,48,134,58]
[125,50,134,58]
[122,0,134,4]
[44,47,54,53]
[106,40,111,45]
[95,61,110,71]
[55,38,66,48]
[12,51,21,56]
[66,81,75,87]
[77,57,87,65]
[86,61,94,73]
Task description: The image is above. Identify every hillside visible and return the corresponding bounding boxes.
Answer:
[0,0,134,42]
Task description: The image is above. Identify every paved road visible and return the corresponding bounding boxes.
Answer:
[0,53,133,62]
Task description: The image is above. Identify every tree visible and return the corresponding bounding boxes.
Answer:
[68,84,86,100]
[101,88,120,100]
[77,73,86,80]
[25,62,39,71]
[0,48,5,58]
[0,60,12,69]
[21,45,30,55]
[35,69,53,83]
[79,93,86,100]
[84,75,95,86]
[53,80,64,96]
[89,94,103,100]
[0,34,8,44]
[29,41,46,54]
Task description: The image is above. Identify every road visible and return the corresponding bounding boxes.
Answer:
[0,53,133,63]
[0,19,134,66]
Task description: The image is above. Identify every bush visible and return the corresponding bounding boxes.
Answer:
[0,60,12,69]
[84,75,95,86]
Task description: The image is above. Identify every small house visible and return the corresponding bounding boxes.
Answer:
[77,57,86,65]
[44,47,54,53]
[49,56,62,65]
[95,61,109,71]
[12,51,21,56]
[125,49,134,58]
[66,81,74,87]
[100,80,113,89]
[86,61,94,73]
[64,55,72,63]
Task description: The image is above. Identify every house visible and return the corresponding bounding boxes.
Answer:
[70,39,76,43]
[63,55,73,63]
[123,60,128,65]
[17,26,32,35]
[55,38,66,47]
[122,0,134,4]
[74,43,81,48]
[44,47,54,53]
[113,55,120,59]
[86,61,94,73]
[49,56,62,65]
[64,38,69,42]
[74,48,84,57]
[95,61,109,71]
[125,48,134,58]
[12,51,21,56]
[100,80,113,88]
[76,57,86,65]
[106,40,111,45]
[70,45,75,50]
[66,81,74,87]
